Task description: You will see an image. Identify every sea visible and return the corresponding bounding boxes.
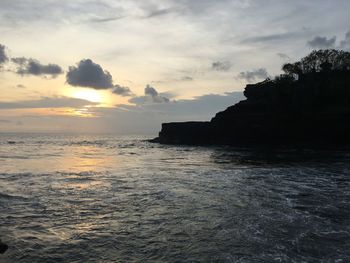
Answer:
[0,133,349,262]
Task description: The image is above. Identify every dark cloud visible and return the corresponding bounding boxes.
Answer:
[340,30,350,51]
[145,85,170,103]
[66,59,113,89]
[0,96,97,109]
[11,57,26,65]
[0,45,62,77]
[112,85,133,96]
[89,15,125,23]
[137,1,182,19]
[129,85,170,104]
[12,57,63,77]
[277,53,291,61]
[308,36,336,49]
[0,44,8,65]
[145,85,158,97]
[212,61,231,72]
[146,7,179,18]
[241,32,297,44]
[237,68,269,82]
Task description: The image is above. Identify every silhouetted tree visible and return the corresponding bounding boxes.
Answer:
[282,49,350,75]
[282,61,303,77]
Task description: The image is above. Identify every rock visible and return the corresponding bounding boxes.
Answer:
[0,240,8,254]
[152,49,350,147]
[156,122,212,145]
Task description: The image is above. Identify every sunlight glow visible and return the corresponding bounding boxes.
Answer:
[71,89,104,103]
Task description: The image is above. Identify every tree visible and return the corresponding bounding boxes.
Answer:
[282,61,303,77]
[282,49,350,75]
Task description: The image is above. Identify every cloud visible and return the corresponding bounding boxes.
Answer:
[212,61,232,71]
[340,30,350,51]
[129,85,170,104]
[145,85,158,96]
[0,44,8,65]
[237,68,269,82]
[112,85,133,96]
[153,96,170,103]
[152,76,193,83]
[277,53,291,61]
[12,57,63,77]
[66,59,113,89]
[0,44,63,77]
[145,7,179,18]
[145,85,170,103]
[0,1,126,27]
[181,76,193,81]
[89,15,125,23]
[241,32,297,44]
[307,36,336,49]
[0,96,97,109]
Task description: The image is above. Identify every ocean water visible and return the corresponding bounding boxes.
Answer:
[0,133,349,263]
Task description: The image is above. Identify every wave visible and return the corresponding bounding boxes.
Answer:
[0,192,28,201]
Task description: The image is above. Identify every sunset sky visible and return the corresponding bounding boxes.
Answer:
[1,0,350,134]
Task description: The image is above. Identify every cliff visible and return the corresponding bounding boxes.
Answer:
[152,49,350,147]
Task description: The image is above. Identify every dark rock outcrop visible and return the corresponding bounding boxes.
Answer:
[0,240,8,254]
[153,49,350,147]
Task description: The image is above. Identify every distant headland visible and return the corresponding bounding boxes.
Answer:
[151,49,350,147]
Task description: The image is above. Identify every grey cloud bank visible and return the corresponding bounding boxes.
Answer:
[0,92,244,134]
[90,91,245,134]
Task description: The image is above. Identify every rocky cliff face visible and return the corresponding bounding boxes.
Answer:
[153,50,350,147]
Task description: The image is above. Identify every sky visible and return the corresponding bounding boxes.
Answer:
[0,0,350,134]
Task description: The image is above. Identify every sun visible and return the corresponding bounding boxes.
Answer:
[71,89,103,103]
[63,87,125,108]
[64,87,114,106]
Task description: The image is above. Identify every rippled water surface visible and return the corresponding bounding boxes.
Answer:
[0,133,350,262]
